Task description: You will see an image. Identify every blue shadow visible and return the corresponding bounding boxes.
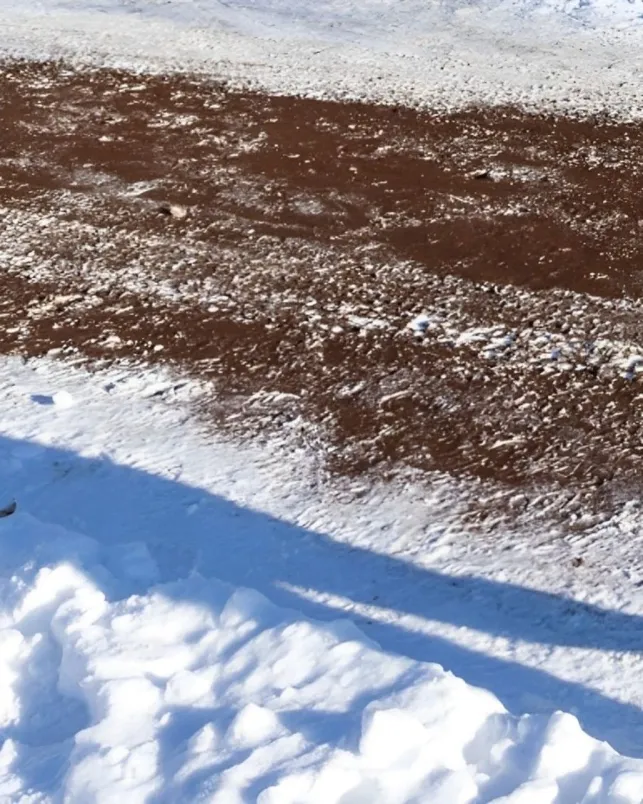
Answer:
[0,431,642,790]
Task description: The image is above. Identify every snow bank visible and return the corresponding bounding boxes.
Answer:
[0,510,641,802]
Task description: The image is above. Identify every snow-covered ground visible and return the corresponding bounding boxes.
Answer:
[0,355,642,801]
[1,0,643,798]
[0,0,643,117]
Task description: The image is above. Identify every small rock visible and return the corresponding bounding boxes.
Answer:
[159,203,188,220]
[0,500,16,518]
[408,314,431,336]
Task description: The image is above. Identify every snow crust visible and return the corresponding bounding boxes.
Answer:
[0,355,642,800]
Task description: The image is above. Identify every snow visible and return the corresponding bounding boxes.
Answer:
[1,540,637,804]
[1,0,643,117]
[0,354,641,800]
[0,0,642,797]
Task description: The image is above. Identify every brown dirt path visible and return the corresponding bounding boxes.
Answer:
[3,60,643,529]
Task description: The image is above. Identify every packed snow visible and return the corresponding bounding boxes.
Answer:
[0,355,642,800]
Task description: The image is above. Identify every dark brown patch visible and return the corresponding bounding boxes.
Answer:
[1,60,643,530]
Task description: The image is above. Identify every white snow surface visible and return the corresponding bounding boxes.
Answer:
[1,0,643,117]
[1,355,643,801]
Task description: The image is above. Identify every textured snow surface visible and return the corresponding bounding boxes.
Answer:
[0,355,642,800]
[3,521,643,803]
[0,0,643,116]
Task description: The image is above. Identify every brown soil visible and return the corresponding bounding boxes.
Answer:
[3,59,643,528]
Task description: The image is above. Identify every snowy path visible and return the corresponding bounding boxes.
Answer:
[0,356,642,800]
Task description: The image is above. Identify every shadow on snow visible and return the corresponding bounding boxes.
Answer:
[0,434,641,795]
